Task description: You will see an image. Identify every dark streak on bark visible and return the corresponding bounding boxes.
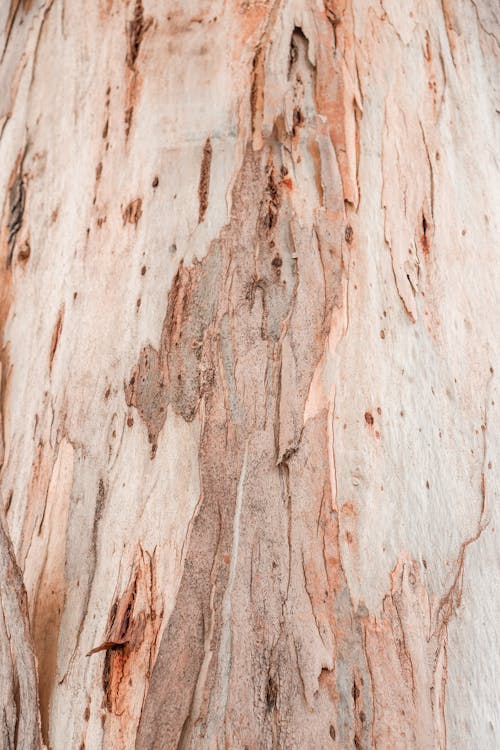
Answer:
[198,138,212,224]
[49,306,64,372]
[6,172,24,267]
[126,0,150,70]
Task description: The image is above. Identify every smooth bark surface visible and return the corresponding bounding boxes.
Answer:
[0,1,499,748]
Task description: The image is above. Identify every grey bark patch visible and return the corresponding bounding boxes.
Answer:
[125,248,223,453]
[135,142,349,746]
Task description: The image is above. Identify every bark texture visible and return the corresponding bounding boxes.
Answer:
[0,1,499,749]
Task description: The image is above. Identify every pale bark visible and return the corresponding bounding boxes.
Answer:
[0,1,499,749]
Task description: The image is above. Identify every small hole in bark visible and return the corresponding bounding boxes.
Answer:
[329,725,336,740]
[17,241,31,264]
[289,38,298,70]
[364,411,374,426]
[152,176,159,188]
[266,676,277,709]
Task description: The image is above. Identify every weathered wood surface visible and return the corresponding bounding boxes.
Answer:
[0,1,498,748]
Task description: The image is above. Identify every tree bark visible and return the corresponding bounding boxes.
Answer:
[0,1,498,748]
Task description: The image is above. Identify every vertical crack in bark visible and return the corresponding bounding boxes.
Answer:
[124,0,152,140]
[6,171,24,267]
[198,137,212,224]
[49,306,64,373]
[2,148,27,270]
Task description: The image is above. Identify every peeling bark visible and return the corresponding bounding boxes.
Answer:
[0,1,498,748]
[0,513,42,749]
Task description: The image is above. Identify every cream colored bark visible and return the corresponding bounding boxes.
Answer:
[0,1,498,748]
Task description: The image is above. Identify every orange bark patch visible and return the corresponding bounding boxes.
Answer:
[28,439,74,746]
[91,548,162,740]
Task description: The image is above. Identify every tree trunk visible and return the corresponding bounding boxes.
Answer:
[0,1,498,748]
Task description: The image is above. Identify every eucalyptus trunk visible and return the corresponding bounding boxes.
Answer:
[0,1,498,749]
